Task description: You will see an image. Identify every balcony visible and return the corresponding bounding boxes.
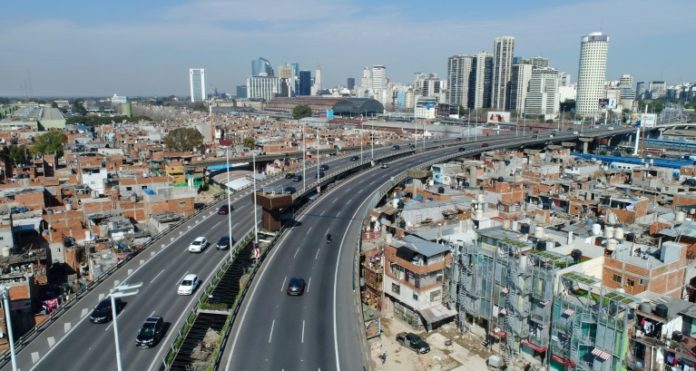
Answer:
[384,246,448,276]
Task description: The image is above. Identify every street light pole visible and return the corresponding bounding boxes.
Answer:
[110,283,142,371]
[1,287,17,371]
[226,148,233,258]
[302,123,306,193]
[371,120,374,160]
[360,120,363,163]
[316,131,320,179]
[252,150,258,244]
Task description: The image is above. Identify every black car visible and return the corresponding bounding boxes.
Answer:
[216,236,231,250]
[218,204,232,215]
[284,186,297,194]
[393,144,401,150]
[380,162,389,169]
[458,146,467,152]
[292,175,303,182]
[320,164,329,171]
[135,316,164,348]
[396,332,430,354]
[89,298,122,324]
[409,144,416,149]
[316,170,325,179]
[286,277,306,296]
[285,173,295,179]
[350,155,360,161]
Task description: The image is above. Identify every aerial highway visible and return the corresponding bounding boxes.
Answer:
[222,128,630,371]
[3,137,466,371]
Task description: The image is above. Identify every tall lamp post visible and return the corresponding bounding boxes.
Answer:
[1,287,17,371]
[371,120,374,160]
[110,283,142,371]
[252,150,258,245]
[302,123,306,192]
[226,148,233,258]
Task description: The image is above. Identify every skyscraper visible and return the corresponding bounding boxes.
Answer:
[576,32,609,117]
[236,85,247,98]
[298,71,312,96]
[246,76,281,101]
[528,56,549,69]
[311,67,322,96]
[491,36,515,109]
[524,67,560,120]
[189,68,206,102]
[471,52,493,110]
[251,57,274,77]
[371,65,387,104]
[507,63,533,114]
[347,78,355,90]
[618,74,635,107]
[447,55,474,108]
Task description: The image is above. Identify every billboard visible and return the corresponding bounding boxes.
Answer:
[641,113,657,128]
[599,98,617,110]
[486,111,511,124]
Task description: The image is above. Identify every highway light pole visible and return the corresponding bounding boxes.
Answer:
[1,287,17,371]
[371,120,374,160]
[226,148,233,257]
[252,150,258,244]
[360,120,363,163]
[110,283,142,371]
[302,123,306,193]
[316,131,320,179]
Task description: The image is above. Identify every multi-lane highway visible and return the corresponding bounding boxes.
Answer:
[5,138,457,371]
[4,128,629,371]
[222,128,631,371]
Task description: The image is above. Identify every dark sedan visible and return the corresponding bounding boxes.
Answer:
[284,186,297,194]
[286,277,306,296]
[89,298,122,324]
[216,236,231,250]
[218,204,233,215]
[135,316,164,348]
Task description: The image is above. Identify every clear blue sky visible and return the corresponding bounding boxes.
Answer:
[1,0,693,96]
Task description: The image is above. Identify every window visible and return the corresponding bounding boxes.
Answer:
[639,279,645,285]
[391,283,400,295]
[141,185,147,190]
[126,187,132,191]
[430,290,441,302]
[626,278,635,287]
[413,293,419,301]
[612,274,622,284]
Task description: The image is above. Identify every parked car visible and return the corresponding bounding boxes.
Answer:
[135,316,164,348]
[396,332,430,354]
[284,186,297,194]
[216,236,231,250]
[286,277,306,296]
[218,204,233,215]
[89,298,123,324]
[350,155,360,161]
[188,237,208,253]
[292,175,303,182]
[177,274,199,295]
[320,164,329,171]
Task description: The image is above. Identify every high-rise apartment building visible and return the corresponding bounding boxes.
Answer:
[649,81,667,99]
[371,65,386,90]
[525,67,560,120]
[559,72,571,87]
[491,36,515,109]
[236,85,247,98]
[635,81,646,100]
[251,57,274,77]
[471,52,493,110]
[298,71,312,96]
[576,32,609,117]
[246,76,281,101]
[618,74,635,109]
[189,68,206,102]
[527,56,549,69]
[507,63,533,114]
[447,55,474,108]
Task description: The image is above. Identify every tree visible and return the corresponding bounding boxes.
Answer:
[292,105,313,120]
[164,128,204,152]
[458,105,467,117]
[7,145,30,166]
[244,136,255,149]
[33,131,68,158]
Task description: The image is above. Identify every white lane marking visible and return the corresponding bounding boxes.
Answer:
[346,197,353,204]
[280,276,287,292]
[150,269,166,284]
[307,277,311,294]
[301,320,305,343]
[293,247,300,259]
[268,319,275,343]
[331,198,338,204]
[314,249,320,261]
[113,280,120,287]
[127,268,133,275]
[81,308,88,317]
[64,322,71,333]
[98,293,105,301]
[31,352,39,363]
[212,219,224,229]
[47,337,55,348]
[306,226,313,235]
[140,259,144,265]
[320,210,326,216]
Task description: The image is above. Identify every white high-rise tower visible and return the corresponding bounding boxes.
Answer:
[491,36,515,109]
[189,68,206,102]
[576,32,609,117]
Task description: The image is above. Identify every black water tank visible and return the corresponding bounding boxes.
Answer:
[520,223,530,234]
[673,331,683,341]
[438,187,445,194]
[536,240,546,251]
[654,303,668,318]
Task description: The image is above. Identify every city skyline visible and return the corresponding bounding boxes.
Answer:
[1,0,695,96]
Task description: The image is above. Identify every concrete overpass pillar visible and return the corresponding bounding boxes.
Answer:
[579,137,593,154]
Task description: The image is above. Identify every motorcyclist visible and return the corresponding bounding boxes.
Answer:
[326,233,332,243]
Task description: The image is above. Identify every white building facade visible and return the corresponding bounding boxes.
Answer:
[576,32,609,117]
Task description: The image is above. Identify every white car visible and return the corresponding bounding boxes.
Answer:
[177,274,199,295]
[188,237,208,253]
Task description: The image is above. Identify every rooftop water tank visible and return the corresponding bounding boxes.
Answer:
[592,224,602,236]
[534,226,544,238]
[614,228,625,241]
[676,211,686,223]
[604,226,615,239]
[607,239,618,252]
